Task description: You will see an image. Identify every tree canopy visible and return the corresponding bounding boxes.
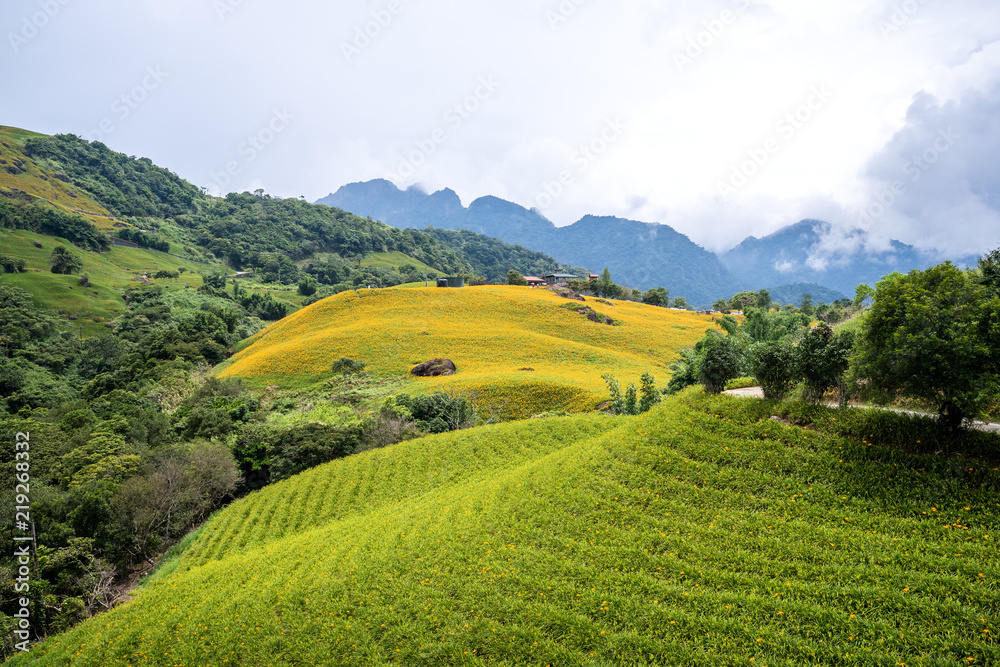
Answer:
[854,262,1000,431]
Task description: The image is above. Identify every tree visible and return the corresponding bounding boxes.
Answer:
[756,288,772,311]
[799,293,815,317]
[796,323,854,405]
[642,287,669,307]
[507,269,528,286]
[751,339,796,400]
[853,283,875,309]
[639,372,661,413]
[673,297,690,310]
[602,373,660,415]
[854,262,1000,431]
[50,246,83,275]
[200,271,228,289]
[980,245,1000,292]
[698,334,742,394]
[599,267,614,298]
[298,277,319,296]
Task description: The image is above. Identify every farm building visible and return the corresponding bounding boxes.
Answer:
[437,276,466,288]
[524,276,546,287]
[543,273,579,286]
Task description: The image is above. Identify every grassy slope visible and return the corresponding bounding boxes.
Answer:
[217,286,717,417]
[362,250,446,277]
[1,229,208,335]
[0,126,121,231]
[13,391,998,666]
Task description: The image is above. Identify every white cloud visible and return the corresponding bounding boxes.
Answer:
[3,0,1000,256]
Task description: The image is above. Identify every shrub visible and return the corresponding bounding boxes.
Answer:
[796,323,854,405]
[603,373,660,415]
[507,270,527,286]
[0,254,25,273]
[50,246,83,275]
[331,357,366,375]
[751,339,796,400]
[298,277,319,296]
[394,392,474,433]
[698,334,742,394]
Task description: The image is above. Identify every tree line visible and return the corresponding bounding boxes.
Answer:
[668,249,1000,434]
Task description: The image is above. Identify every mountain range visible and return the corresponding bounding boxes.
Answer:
[319,181,977,306]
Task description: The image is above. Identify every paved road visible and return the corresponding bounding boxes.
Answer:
[722,386,1000,434]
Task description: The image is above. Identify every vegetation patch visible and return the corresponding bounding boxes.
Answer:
[219,286,714,415]
[15,391,998,666]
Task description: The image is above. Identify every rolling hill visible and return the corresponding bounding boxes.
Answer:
[217,285,717,419]
[12,390,998,666]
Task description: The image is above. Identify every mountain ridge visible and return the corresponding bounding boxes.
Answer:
[318,182,736,305]
[319,180,981,303]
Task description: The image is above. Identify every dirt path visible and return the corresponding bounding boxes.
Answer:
[722,386,1000,433]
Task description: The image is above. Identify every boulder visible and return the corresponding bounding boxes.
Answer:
[411,358,457,377]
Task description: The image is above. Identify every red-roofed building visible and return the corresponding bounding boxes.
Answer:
[524,276,545,287]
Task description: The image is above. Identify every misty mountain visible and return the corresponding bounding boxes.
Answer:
[719,220,978,296]
[767,283,848,308]
[317,181,737,305]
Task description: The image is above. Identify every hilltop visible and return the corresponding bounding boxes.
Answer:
[218,285,717,419]
[12,390,998,666]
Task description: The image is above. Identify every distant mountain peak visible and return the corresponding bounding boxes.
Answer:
[316,180,735,305]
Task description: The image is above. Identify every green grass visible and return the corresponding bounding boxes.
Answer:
[14,390,998,666]
[360,251,445,276]
[1,229,208,335]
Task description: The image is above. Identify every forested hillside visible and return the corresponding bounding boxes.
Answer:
[1,129,578,295]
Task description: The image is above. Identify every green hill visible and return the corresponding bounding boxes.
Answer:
[13,391,998,666]
[1,128,579,326]
[217,285,715,417]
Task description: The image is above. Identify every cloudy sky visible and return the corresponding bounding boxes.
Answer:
[3,0,999,256]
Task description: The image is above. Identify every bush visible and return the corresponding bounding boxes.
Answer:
[507,270,528,286]
[751,339,797,400]
[698,334,742,394]
[298,277,319,296]
[602,373,660,415]
[796,323,854,405]
[50,246,83,275]
[666,348,700,394]
[331,357,366,375]
[394,392,473,433]
[0,254,25,273]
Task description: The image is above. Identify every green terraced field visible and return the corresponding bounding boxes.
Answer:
[12,390,998,666]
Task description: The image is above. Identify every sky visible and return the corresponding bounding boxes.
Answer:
[3,0,1000,257]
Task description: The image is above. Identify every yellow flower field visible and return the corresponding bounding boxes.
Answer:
[219,286,717,417]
